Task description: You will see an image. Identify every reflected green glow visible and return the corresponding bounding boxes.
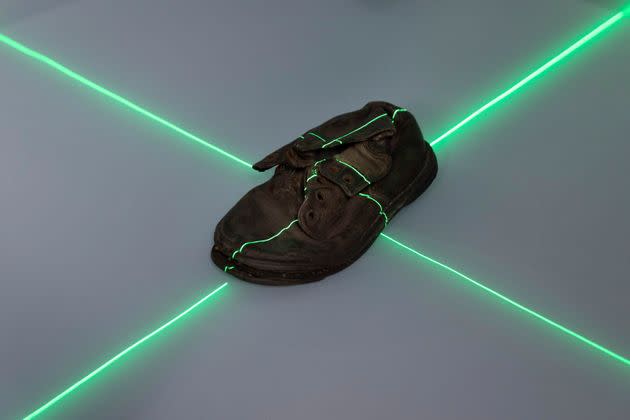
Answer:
[380,233,630,366]
[0,34,251,169]
[23,282,228,419]
[429,11,625,147]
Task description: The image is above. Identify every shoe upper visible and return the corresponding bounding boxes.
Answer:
[212,101,435,283]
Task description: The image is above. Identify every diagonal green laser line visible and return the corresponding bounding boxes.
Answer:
[3,8,627,418]
[0,10,623,162]
[321,113,389,148]
[22,282,228,420]
[307,132,327,142]
[0,34,251,169]
[336,159,371,184]
[380,234,630,366]
[429,11,625,147]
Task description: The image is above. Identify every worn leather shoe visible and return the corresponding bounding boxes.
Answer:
[211,101,437,285]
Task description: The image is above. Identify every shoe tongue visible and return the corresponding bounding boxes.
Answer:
[294,105,395,152]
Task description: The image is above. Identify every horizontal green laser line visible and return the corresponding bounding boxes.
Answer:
[428,10,625,147]
[23,282,228,420]
[0,34,251,169]
[379,234,629,366]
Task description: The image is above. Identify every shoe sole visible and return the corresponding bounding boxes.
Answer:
[212,141,438,286]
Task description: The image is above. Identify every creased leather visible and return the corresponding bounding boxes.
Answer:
[318,160,370,197]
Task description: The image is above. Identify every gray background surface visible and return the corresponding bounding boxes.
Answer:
[1,0,629,419]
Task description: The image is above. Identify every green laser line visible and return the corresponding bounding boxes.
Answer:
[3,9,626,417]
[358,193,389,224]
[391,108,408,122]
[307,132,327,142]
[0,34,251,169]
[335,159,371,184]
[0,11,621,162]
[230,219,299,259]
[23,282,228,420]
[333,113,388,143]
[322,139,343,148]
[321,113,389,148]
[379,234,630,366]
[307,108,405,144]
[428,11,625,147]
[303,159,326,192]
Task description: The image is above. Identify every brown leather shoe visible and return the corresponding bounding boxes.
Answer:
[211,101,437,285]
